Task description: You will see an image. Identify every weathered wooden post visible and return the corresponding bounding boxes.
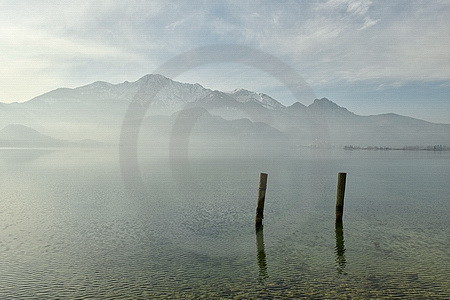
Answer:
[336,172,347,224]
[255,173,268,230]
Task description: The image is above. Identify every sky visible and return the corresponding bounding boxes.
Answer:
[1,0,449,123]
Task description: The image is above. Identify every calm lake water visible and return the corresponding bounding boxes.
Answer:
[1,147,449,299]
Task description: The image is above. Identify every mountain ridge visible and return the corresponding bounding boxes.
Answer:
[1,74,445,125]
[0,124,105,148]
[0,74,448,147]
[0,124,65,147]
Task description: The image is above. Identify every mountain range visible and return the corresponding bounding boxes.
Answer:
[0,74,449,148]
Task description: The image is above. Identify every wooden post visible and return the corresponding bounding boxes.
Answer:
[255,173,268,230]
[336,172,347,224]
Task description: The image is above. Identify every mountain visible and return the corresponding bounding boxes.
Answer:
[0,124,105,148]
[139,108,290,150]
[227,89,285,110]
[0,74,449,148]
[0,124,65,147]
[307,98,354,115]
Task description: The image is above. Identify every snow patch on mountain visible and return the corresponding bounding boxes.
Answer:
[228,88,285,110]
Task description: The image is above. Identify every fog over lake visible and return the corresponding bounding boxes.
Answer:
[1,146,449,298]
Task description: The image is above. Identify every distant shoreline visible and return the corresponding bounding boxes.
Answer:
[344,145,449,151]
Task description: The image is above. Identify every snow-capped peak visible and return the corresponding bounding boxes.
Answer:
[228,88,285,110]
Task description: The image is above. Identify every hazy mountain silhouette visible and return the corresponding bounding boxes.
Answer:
[0,74,449,148]
[0,124,65,147]
[139,108,290,150]
[0,124,104,148]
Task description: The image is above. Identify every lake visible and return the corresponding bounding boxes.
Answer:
[1,147,449,298]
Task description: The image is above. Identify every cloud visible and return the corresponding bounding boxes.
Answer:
[359,17,379,30]
[0,0,449,103]
[317,0,372,14]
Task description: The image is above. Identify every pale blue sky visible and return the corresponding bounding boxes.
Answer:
[1,0,449,123]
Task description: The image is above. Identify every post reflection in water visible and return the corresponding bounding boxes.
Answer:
[335,221,347,274]
[255,228,269,282]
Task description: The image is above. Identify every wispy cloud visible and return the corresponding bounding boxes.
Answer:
[316,0,373,15]
[359,17,379,30]
[0,0,449,104]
